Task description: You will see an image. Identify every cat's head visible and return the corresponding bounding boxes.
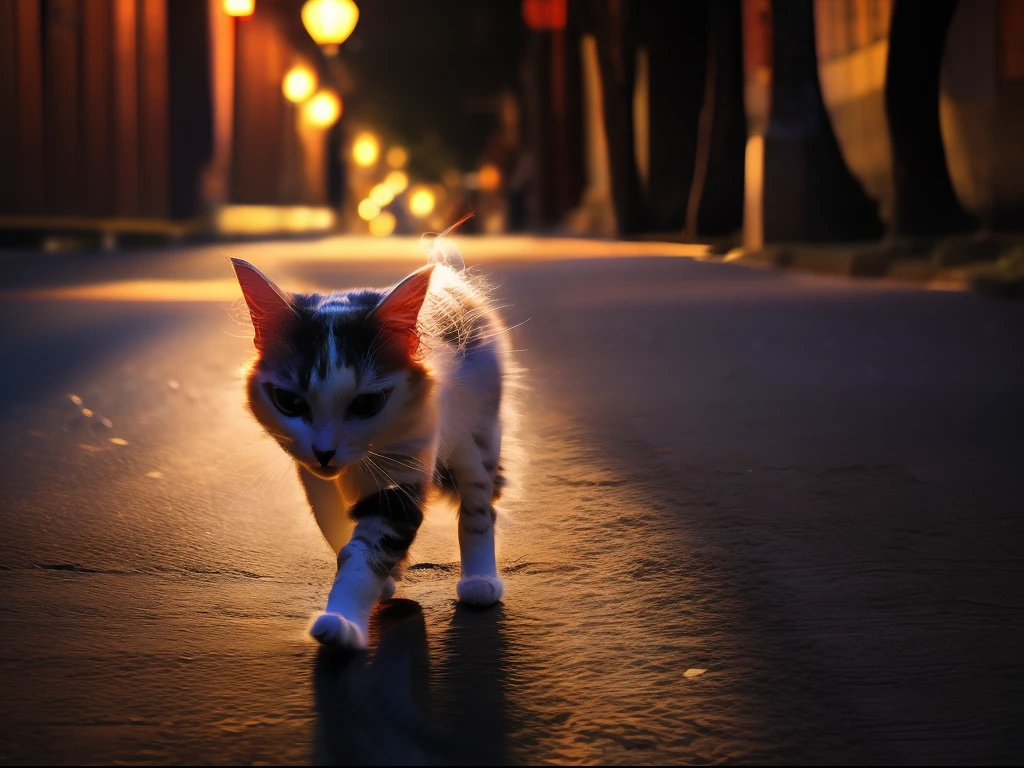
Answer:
[231,259,436,480]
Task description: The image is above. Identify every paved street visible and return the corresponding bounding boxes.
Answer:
[1,236,1022,765]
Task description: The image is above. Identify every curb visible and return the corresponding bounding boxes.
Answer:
[0,208,340,251]
[725,238,1024,300]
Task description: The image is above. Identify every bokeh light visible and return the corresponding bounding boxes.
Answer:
[408,186,436,218]
[303,90,342,127]
[384,170,409,194]
[478,163,502,192]
[352,132,380,167]
[368,211,397,237]
[224,0,254,16]
[386,146,409,168]
[282,65,318,103]
[301,0,359,55]
[357,198,380,220]
[369,183,395,207]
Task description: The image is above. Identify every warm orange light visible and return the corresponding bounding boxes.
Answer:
[368,211,397,237]
[357,198,380,221]
[224,0,255,16]
[369,183,395,207]
[352,132,380,167]
[302,0,359,56]
[384,170,409,194]
[386,146,408,168]
[19,278,248,302]
[478,163,502,192]
[304,90,342,127]
[522,0,566,31]
[282,65,318,103]
[408,186,436,218]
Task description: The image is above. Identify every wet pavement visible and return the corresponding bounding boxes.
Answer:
[1,237,1023,765]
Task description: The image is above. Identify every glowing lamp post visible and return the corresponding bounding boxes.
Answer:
[302,0,359,56]
[223,0,255,16]
[304,90,342,127]
[282,65,318,103]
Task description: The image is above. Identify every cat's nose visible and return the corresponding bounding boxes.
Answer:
[313,448,336,468]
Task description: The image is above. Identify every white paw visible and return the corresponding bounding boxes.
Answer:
[456,575,504,607]
[380,575,396,601]
[309,612,367,650]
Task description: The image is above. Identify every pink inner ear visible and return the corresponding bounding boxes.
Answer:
[373,265,435,329]
[372,265,435,355]
[230,258,296,350]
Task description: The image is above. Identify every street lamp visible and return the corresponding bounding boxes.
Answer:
[224,0,254,16]
[282,65,318,103]
[304,90,342,127]
[302,0,359,56]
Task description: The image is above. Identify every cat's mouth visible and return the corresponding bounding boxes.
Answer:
[305,462,344,480]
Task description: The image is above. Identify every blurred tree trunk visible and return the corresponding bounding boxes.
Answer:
[762,0,882,242]
[640,0,707,231]
[167,0,213,219]
[685,0,745,238]
[589,0,649,235]
[562,12,586,223]
[525,18,584,228]
[885,0,976,236]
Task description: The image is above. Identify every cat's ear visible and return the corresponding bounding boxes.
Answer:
[371,264,435,355]
[230,258,298,350]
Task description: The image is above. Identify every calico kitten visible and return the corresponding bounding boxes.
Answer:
[230,248,511,649]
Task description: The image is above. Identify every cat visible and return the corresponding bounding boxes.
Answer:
[230,243,512,650]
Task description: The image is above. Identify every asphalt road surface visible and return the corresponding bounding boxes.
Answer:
[1,237,1022,765]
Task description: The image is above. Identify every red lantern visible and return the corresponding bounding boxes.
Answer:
[522,0,567,32]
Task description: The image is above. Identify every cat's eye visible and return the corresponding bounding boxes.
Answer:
[348,389,391,419]
[269,386,310,418]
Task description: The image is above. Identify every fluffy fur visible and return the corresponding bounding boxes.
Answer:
[230,241,514,649]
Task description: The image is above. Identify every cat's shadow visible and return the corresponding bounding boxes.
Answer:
[312,599,510,766]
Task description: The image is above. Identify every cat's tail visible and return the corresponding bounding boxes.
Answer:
[421,212,474,272]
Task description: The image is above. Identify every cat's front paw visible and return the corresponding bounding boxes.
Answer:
[309,612,367,650]
[456,575,504,607]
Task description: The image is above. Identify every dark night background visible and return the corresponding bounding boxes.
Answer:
[1,1,1023,765]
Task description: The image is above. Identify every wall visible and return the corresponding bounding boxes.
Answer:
[0,0,208,219]
[0,0,332,222]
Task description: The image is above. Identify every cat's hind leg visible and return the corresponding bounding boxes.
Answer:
[447,433,504,607]
[310,483,424,649]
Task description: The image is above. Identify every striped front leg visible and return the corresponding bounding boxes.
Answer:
[310,483,424,649]
[448,437,504,607]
